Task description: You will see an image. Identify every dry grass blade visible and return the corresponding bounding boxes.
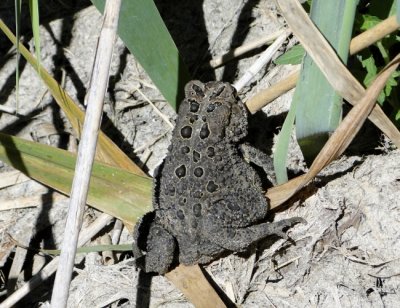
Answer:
[166,264,227,308]
[246,15,400,112]
[268,54,400,209]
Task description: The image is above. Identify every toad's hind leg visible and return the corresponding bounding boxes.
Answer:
[133,212,176,274]
[205,216,305,252]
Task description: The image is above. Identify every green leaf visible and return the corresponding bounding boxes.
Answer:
[0,133,152,226]
[14,0,22,111]
[33,244,132,255]
[29,0,41,74]
[273,99,298,184]
[397,0,400,24]
[360,14,382,31]
[295,0,357,163]
[396,109,400,121]
[361,55,378,86]
[274,44,305,65]
[91,0,191,110]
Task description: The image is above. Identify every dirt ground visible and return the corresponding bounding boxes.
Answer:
[0,1,399,307]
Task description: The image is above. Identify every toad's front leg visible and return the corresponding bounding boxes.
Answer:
[133,212,176,274]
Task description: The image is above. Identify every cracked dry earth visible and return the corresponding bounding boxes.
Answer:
[0,1,399,307]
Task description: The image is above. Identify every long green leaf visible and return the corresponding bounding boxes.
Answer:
[397,0,400,23]
[0,133,152,227]
[274,0,357,182]
[14,0,22,111]
[0,19,145,175]
[32,244,132,255]
[295,0,357,163]
[29,0,41,74]
[91,0,191,110]
[273,102,298,184]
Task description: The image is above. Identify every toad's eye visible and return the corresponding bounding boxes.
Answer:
[210,85,225,99]
[191,84,204,97]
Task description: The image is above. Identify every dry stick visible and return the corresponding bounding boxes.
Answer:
[267,55,400,209]
[100,234,115,265]
[234,31,290,91]
[0,214,113,308]
[135,87,174,129]
[247,15,400,113]
[0,193,67,211]
[209,29,287,68]
[6,247,27,293]
[246,70,299,112]
[111,219,124,245]
[0,170,30,189]
[50,1,122,307]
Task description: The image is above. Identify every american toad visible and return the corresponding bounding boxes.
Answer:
[133,81,303,274]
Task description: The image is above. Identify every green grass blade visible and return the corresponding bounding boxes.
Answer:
[33,244,132,255]
[274,0,357,181]
[273,101,298,184]
[0,19,145,175]
[29,0,41,75]
[14,0,22,112]
[397,0,400,23]
[295,0,357,163]
[91,0,191,110]
[0,133,152,226]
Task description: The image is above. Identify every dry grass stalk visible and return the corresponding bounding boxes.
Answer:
[234,31,290,91]
[51,1,122,306]
[209,29,287,68]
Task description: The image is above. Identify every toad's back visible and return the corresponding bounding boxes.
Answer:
[153,81,269,264]
[133,80,303,274]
